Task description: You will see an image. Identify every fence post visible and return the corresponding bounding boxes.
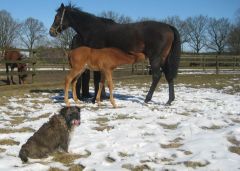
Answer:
[233,56,236,70]
[203,56,206,71]
[216,55,219,74]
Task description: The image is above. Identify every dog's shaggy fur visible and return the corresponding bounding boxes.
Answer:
[19,106,81,162]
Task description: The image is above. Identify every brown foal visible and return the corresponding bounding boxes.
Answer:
[65,46,145,107]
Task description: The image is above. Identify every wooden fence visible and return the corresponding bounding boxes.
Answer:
[132,55,240,75]
[1,50,239,85]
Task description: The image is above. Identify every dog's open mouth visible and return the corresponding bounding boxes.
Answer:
[72,119,81,126]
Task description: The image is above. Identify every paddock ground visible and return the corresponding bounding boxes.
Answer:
[0,70,239,170]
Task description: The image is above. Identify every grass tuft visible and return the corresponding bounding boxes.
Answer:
[160,143,183,149]
[0,127,35,134]
[0,139,20,146]
[229,146,240,155]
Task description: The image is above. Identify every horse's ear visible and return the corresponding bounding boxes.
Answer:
[60,3,64,9]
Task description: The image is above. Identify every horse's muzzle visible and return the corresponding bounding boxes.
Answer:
[49,27,58,37]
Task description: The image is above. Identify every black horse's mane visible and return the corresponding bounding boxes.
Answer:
[57,3,99,20]
[57,3,81,12]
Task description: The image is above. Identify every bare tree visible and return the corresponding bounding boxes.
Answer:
[100,11,132,24]
[235,8,240,27]
[185,15,208,53]
[53,28,76,49]
[163,16,188,51]
[206,17,231,54]
[0,10,19,50]
[227,9,240,54]
[19,17,46,51]
[228,27,240,54]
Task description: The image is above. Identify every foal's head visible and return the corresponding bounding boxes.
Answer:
[49,3,70,37]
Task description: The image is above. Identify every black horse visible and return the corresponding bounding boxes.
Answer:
[50,3,181,105]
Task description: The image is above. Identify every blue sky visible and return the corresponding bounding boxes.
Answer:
[0,0,239,29]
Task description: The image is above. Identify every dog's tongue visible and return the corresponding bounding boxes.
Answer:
[72,120,80,126]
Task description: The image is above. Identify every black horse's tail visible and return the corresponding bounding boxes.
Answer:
[163,25,181,79]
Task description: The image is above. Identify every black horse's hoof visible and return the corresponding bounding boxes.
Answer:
[144,98,151,103]
[82,93,92,99]
[165,102,171,106]
[91,98,96,104]
[165,100,173,106]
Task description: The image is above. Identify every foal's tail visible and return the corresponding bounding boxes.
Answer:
[163,25,181,79]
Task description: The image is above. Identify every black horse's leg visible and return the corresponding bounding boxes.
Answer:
[92,71,101,103]
[75,76,82,100]
[82,69,91,98]
[6,64,10,85]
[144,64,162,103]
[166,77,175,105]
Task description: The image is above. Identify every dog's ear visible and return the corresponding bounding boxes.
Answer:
[60,107,69,117]
[75,106,81,113]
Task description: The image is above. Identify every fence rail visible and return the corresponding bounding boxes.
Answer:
[1,49,240,84]
[132,55,240,74]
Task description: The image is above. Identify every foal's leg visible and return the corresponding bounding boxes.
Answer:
[96,72,105,106]
[65,69,83,106]
[72,77,80,104]
[105,70,116,108]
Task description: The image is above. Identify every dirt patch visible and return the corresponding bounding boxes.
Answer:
[52,152,83,166]
[0,139,20,146]
[0,147,6,153]
[29,113,51,121]
[160,143,183,149]
[52,150,91,166]
[122,163,151,171]
[201,125,223,130]
[159,122,179,130]
[9,116,27,125]
[0,127,35,134]
[183,160,210,168]
[229,146,240,155]
[227,136,240,146]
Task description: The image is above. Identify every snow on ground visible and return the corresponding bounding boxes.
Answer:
[0,83,239,171]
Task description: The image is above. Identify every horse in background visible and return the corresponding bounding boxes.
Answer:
[65,46,145,107]
[50,3,181,105]
[4,50,27,84]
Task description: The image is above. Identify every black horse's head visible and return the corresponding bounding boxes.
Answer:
[49,3,69,37]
